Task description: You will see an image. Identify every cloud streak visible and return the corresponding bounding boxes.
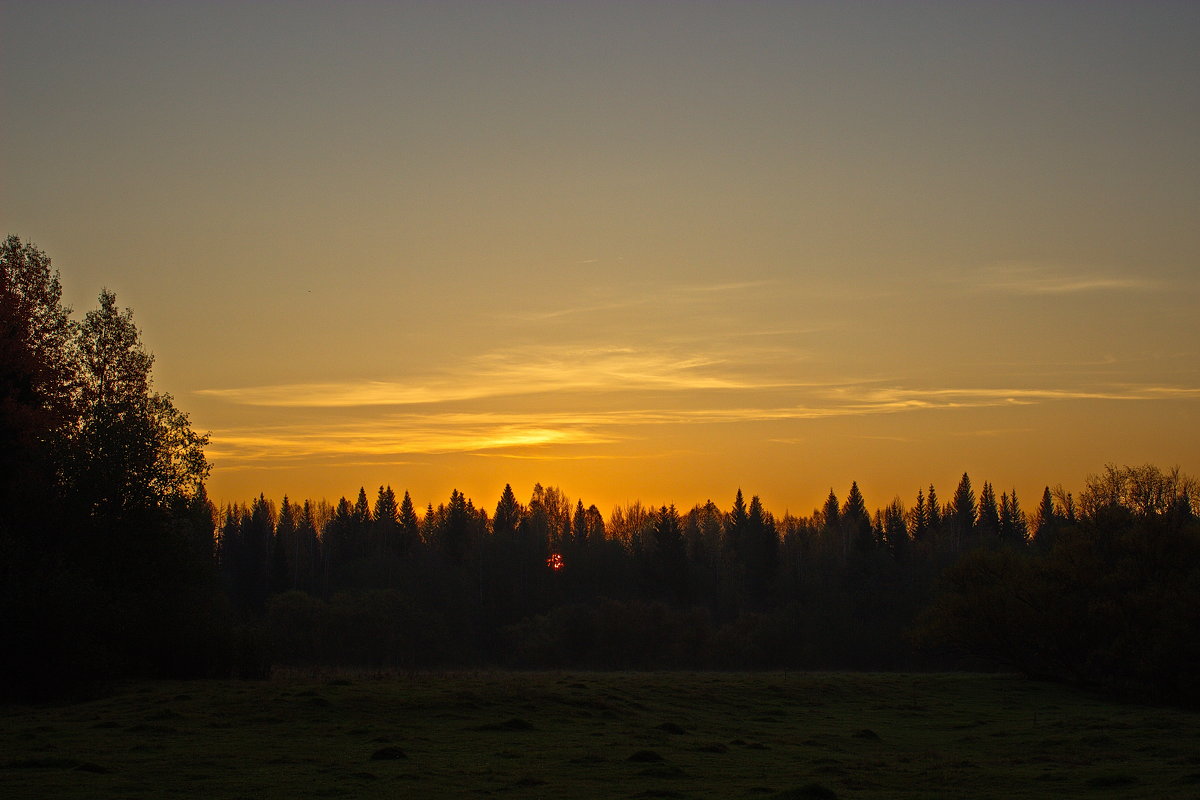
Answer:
[971,264,1158,295]
[202,383,1200,470]
[197,345,790,408]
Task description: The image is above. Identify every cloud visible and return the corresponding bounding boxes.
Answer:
[857,386,1200,405]
[197,345,786,408]
[970,264,1158,295]
[204,411,623,467]
[202,382,1200,470]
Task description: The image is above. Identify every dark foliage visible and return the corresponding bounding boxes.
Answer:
[1,237,225,699]
[917,469,1200,704]
[4,236,1198,708]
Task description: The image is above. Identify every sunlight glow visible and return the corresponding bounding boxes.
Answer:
[199,382,1200,474]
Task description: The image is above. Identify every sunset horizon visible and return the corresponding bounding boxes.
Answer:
[4,1,1196,518]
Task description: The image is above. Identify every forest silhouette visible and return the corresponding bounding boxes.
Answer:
[3,235,1198,705]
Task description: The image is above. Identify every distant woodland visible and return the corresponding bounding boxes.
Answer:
[4,236,1199,705]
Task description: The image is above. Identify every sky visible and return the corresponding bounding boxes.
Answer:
[3,1,1198,517]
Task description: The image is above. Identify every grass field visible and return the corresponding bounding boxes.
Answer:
[3,671,1199,799]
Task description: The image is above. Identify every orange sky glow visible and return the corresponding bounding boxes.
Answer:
[3,2,1197,517]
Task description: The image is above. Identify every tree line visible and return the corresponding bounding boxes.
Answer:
[3,236,1198,705]
[2,236,216,699]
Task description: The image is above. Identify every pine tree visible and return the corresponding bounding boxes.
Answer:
[373,485,399,557]
[842,481,873,555]
[374,485,398,525]
[744,494,779,604]
[352,487,372,524]
[572,499,588,544]
[726,488,749,556]
[347,486,371,559]
[883,497,909,558]
[1034,486,1058,549]
[651,504,688,601]
[238,494,274,610]
[324,497,355,589]
[910,488,929,543]
[1009,489,1028,543]
[296,499,320,592]
[927,484,941,534]
[977,481,1000,542]
[998,489,1029,547]
[441,489,474,564]
[397,490,420,551]
[421,503,436,544]
[493,483,522,538]
[950,473,977,550]
[273,495,297,593]
[820,489,841,559]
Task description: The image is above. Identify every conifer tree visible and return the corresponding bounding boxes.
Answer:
[726,488,749,556]
[998,489,1029,547]
[977,481,1000,541]
[397,490,420,551]
[842,481,873,555]
[651,504,688,601]
[743,494,779,603]
[910,488,929,543]
[237,494,274,609]
[324,497,355,589]
[295,499,320,592]
[352,486,372,524]
[927,483,941,534]
[372,485,399,557]
[421,503,436,543]
[820,489,841,559]
[374,485,398,525]
[441,489,474,564]
[272,495,297,593]
[950,473,977,550]
[1009,489,1028,542]
[1034,486,1059,549]
[346,486,371,559]
[883,497,909,558]
[493,483,522,538]
[572,499,588,544]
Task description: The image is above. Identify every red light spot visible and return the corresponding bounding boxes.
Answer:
[547,553,564,571]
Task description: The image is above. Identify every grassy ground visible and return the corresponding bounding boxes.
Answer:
[3,671,1199,799]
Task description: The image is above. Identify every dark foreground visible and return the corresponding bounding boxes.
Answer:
[3,671,1198,799]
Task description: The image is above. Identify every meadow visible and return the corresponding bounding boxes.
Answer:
[3,671,1198,799]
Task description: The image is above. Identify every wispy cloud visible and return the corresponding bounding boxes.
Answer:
[204,411,623,467]
[970,263,1158,295]
[202,382,1200,470]
[197,345,782,408]
[857,386,1200,405]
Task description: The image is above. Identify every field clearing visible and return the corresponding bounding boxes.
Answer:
[3,671,1198,799]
